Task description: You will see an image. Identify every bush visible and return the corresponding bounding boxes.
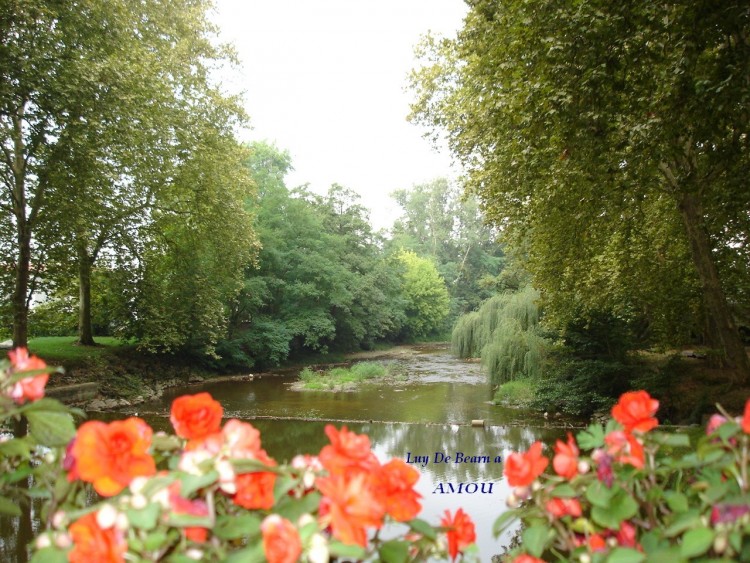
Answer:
[498,390,750,562]
[531,355,634,417]
[493,380,536,407]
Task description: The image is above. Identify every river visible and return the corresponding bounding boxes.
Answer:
[1,344,580,561]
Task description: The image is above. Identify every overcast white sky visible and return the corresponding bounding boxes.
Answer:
[212,0,467,229]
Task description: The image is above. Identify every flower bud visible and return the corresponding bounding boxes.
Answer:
[54,533,72,549]
[129,476,149,495]
[52,511,66,529]
[186,548,204,560]
[713,534,727,554]
[131,494,148,510]
[577,460,590,474]
[115,512,129,531]
[308,533,329,563]
[35,535,51,549]
[506,492,520,508]
[579,554,591,563]
[513,485,530,499]
[96,505,118,529]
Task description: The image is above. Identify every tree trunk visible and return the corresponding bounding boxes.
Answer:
[12,232,30,349]
[77,242,96,346]
[677,191,750,383]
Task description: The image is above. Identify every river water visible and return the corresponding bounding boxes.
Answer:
[130,344,577,561]
[1,344,579,561]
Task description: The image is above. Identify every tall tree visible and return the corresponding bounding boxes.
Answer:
[1,0,246,347]
[410,1,750,381]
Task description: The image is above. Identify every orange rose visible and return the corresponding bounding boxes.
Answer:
[71,418,156,496]
[742,398,750,434]
[545,497,582,518]
[319,425,380,476]
[316,472,385,547]
[504,441,549,487]
[611,390,659,433]
[261,515,302,563]
[233,450,278,510]
[373,458,422,522]
[222,419,262,458]
[553,432,579,480]
[441,508,476,561]
[170,392,223,440]
[68,511,126,563]
[7,347,49,404]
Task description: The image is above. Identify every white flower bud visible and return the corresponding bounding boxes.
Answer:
[54,533,72,549]
[52,511,66,529]
[131,494,148,510]
[186,548,204,560]
[308,533,329,563]
[577,460,590,474]
[35,535,51,549]
[129,476,149,495]
[579,554,591,563]
[506,492,520,508]
[298,513,316,528]
[96,505,118,529]
[115,512,129,531]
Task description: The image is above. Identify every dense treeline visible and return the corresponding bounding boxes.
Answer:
[2,1,508,367]
[412,0,750,412]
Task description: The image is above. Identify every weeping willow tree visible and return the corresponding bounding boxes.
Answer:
[451,286,549,386]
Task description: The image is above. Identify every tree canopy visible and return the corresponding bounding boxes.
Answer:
[410,0,750,381]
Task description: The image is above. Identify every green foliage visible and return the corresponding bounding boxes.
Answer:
[389,179,505,320]
[226,143,407,368]
[395,250,450,339]
[410,0,750,377]
[531,355,633,417]
[297,362,398,391]
[499,396,750,562]
[492,380,536,408]
[451,286,549,386]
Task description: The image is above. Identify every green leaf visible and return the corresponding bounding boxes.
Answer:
[143,531,168,551]
[274,491,321,523]
[213,514,261,540]
[30,547,68,563]
[0,437,31,458]
[409,518,438,541]
[651,431,690,449]
[718,420,740,442]
[586,480,615,508]
[606,548,645,563]
[493,509,519,536]
[664,491,688,513]
[151,433,182,451]
[126,503,161,530]
[224,543,265,563]
[577,423,605,449]
[379,540,410,563]
[19,397,70,414]
[551,483,578,498]
[328,541,367,560]
[522,524,549,558]
[664,510,701,537]
[165,512,213,529]
[25,411,75,446]
[0,495,22,517]
[178,470,218,497]
[679,527,714,558]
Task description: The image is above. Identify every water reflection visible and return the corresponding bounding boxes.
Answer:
[2,347,581,561]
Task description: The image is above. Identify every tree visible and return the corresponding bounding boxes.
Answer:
[410,1,750,381]
[1,0,247,347]
[395,250,450,339]
[390,179,504,317]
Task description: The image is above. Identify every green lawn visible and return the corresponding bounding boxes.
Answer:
[27,336,130,362]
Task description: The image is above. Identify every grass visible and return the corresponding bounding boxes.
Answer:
[493,379,536,407]
[27,336,130,362]
[298,361,404,391]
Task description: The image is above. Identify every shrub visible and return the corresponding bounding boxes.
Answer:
[498,390,750,562]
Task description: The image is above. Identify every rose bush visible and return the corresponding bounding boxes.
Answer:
[498,390,750,562]
[0,349,478,562]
